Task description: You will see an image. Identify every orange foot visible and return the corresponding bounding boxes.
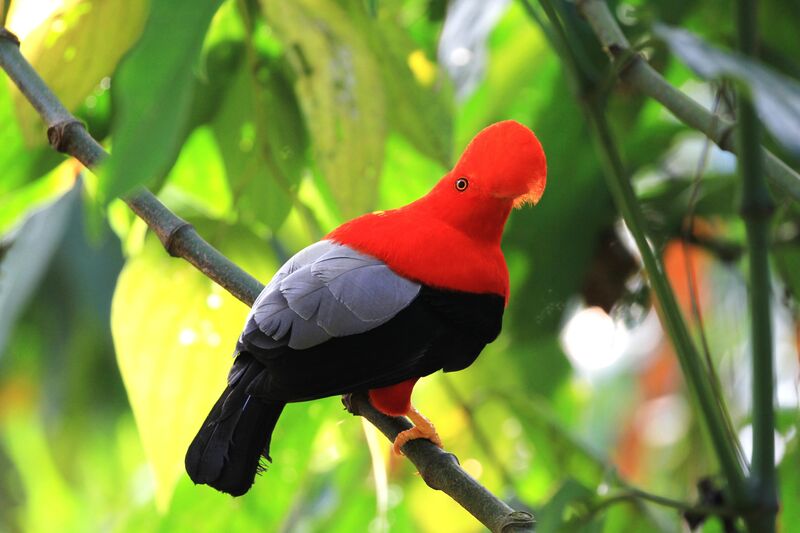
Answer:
[392,404,443,455]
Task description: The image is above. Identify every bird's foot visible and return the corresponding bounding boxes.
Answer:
[392,405,443,456]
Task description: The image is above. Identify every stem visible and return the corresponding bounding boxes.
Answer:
[736,0,778,530]
[587,488,736,521]
[346,393,535,532]
[0,27,534,533]
[0,28,261,306]
[530,0,748,510]
[575,0,800,203]
[584,101,748,505]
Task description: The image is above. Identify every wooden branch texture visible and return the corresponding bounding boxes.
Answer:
[575,0,800,202]
[0,27,535,533]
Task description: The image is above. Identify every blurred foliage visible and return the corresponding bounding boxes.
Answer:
[1,0,799,532]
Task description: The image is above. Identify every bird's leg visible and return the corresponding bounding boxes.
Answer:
[392,404,443,456]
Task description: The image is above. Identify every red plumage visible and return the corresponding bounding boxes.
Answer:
[328,120,546,299]
[329,120,546,420]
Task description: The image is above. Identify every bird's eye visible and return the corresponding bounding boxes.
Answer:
[455,177,469,192]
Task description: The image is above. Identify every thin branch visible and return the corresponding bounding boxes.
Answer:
[681,88,747,467]
[577,487,738,527]
[0,27,534,533]
[736,0,778,530]
[0,28,261,306]
[347,393,535,532]
[575,0,800,203]
[529,0,748,512]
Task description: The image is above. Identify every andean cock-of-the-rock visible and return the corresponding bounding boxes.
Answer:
[185,120,547,496]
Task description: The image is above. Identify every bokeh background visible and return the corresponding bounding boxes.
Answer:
[1,0,798,531]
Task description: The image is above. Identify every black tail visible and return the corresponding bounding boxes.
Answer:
[185,353,285,496]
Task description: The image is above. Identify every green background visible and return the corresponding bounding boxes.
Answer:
[1,0,798,531]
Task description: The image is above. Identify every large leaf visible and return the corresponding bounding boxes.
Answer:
[101,0,223,203]
[0,182,79,356]
[657,24,800,157]
[351,1,453,167]
[111,227,276,510]
[212,58,304,232]
[6,0,148,145]
[159,126,231,220]
[261,0,386,219]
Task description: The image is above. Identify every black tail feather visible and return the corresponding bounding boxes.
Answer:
[185,353,285,496]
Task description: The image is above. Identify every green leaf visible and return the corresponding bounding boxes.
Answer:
[212,58,305,232]
[2,411,81,532]
[0,55,63,192]
[111,227,276,510]
[778,437,800,529]
[345,2,453,166]
[0,183,79,356]
[101,0,223,203]
[536,479,603,533]
[377,133,445,210]
[261,0,387,219]
[160,126,232,220]
[187,39,246,133]
[7,0,149,145]
[774,245,800,302]
[656,24,800,157]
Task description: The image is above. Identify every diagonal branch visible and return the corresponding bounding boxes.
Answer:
[575,0,800,202]
[0,28,261,306]
[0,27,534,533]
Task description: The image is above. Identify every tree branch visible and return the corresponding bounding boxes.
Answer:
[0,28,261,306]
[346,393,535,532]
[574,0,800,203]
[0,27,534,533]
[528,0,749,516]
[736,0,778,530]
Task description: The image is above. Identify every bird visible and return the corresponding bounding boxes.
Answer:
[185,120,547,496]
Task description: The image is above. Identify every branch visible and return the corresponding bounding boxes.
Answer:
[0,28,535,533]
[575,0,800,203]
[0,28,261,306]
[528,0,749,513]
[736,0,778,530]
[346,393,534,532]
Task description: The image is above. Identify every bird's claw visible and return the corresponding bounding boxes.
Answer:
[392,423,443,456]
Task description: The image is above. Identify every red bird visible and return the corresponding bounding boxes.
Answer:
[186,120,546,496]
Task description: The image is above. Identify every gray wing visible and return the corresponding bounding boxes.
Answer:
[239,240,420,351]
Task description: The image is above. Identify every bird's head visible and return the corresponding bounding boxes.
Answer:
[448,120,546,209]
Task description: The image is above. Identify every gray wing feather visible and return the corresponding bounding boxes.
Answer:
[284,315,333,349]
[326,265,420,321]
[279,270,326,320]
[253,291,295,339]
[241,240,420,351]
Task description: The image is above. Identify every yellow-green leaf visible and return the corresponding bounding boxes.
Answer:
[212,61,299,232]
[261,0,386,219]
[7,0,149,145]
[111,230,275,511]
[352,2,454,168]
